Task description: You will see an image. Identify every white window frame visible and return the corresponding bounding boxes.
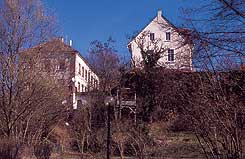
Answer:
[168,49,175,62]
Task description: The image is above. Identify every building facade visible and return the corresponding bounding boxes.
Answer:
[128,10,193,71]
[24,38,99,109]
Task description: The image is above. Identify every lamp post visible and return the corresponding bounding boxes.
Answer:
[104,96,115,159]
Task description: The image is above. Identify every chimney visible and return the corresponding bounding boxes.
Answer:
[157,10,162,19]
[69,40,73,46]
[157,10,162,22]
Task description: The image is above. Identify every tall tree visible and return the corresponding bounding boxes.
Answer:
[181,0,244,71]
[178,1,245,158]
[87,38,121,93]
[0,0,66,158]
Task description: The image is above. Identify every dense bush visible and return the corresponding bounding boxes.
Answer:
[0,139,21,159]
[34,142,52,159]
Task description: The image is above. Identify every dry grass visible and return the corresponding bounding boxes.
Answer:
[51,121,207,159]
[147,121,205,159]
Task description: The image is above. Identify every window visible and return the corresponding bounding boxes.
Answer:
[82,67,84,77]
[78,82,80,92]
[88,72,91,83]
[85,70,87,81]
[59,61,66,70]
[166,32,171,41]
[81,84,84,92]
[91,76,93,86]
[78,63,81,74]
[168,49,174,61]
[150,33,155,41]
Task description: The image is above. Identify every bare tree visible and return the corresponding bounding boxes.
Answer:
[174,71,244,159]
[0,0,67,158]
[87,38,122,93]
[181,0,244,71]
[131,31,165,69]
[69,99,92,154]
[177,1,245,158]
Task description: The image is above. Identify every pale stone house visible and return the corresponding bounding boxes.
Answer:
[128,10,193,71]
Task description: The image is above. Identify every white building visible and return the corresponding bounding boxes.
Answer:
[128,10,193,71]
[73,51,99,93]
[72,49,99,109]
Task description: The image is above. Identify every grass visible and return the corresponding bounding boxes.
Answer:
[52,121,206,159]
[147,121,205,159]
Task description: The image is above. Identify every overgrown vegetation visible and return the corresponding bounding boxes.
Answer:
[0,0,244,159]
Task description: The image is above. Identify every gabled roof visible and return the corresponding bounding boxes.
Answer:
[23,38,98,75]
[23,38,76,53]
[128,10,191,47]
